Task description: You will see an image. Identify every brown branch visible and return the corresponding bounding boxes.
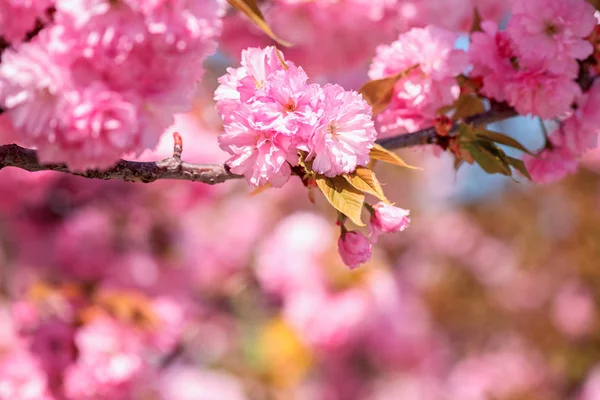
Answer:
[375,103,519,150]
[0,105,519,185]
[0,140,243,185]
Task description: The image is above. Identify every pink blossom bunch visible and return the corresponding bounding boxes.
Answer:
[469,0,596,119]
[0,0,53,42]
[215,46,377,187]
[63,316,149,399]
[397,0,508,32]
[522,133,579,184]
[0,0,225,170]
[368,26,469,136]
[521,81,600,184]
[219,0,399,77]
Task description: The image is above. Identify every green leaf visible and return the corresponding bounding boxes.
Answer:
[316,176,365,227]
[506,156,532,180]
[369,143,420,169]
[463,141,512,176]
[343,167,389,203]
[458,123,476,140]
[475,128,533,155]
[452,94,485,120]
[359,65,418,116]
[227,0,292,47]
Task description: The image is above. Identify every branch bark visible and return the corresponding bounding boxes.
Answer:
[374,103,518,149]
[0,143,242,185]
[0,105,519,184]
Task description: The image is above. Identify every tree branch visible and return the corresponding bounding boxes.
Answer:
[375,103,519,149]
[0,142,242,185]
[0,105,519,184]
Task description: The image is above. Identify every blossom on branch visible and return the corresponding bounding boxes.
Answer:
[215,46,377,186]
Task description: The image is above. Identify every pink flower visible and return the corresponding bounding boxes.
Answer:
[503,65,581,119]
[580,366,600,400]
[0,36,65,140]
[447,343,552,400]
[214,46,291,121]
[284,289,371,350]
[218,104,296,187]
[263,67,322,146]
[30,320,76,385]
[369,202,411,242]
[369,26,468,135]
[469,21,518,102]
[256,212,334,297]
[54,207,117,280]
[523,134,579,184]
[551,281,596,338]
[0,348,53,400]
[560,80,600,155]
[398,0,508,32]
[338,231,372,269]
[0,0,53,42]
[64,316,147,399]
[40,84,144,171]
[308,84,376,177]
[156,367,248,400]
[0,0,225,170]
[507,0,596,75]
[219,1,397,77]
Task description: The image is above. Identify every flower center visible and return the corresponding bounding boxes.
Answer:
[545,22,559,36]
[327,122,338,136]
[284,99,296,113]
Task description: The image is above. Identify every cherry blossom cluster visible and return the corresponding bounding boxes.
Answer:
[0,0,225,170]
[219,0,508,78]
[368,25,469,136]
[467,0,600,183]
[0,0,53,42]
[214,46,377,187]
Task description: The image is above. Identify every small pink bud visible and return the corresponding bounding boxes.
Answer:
[369,202,411,242]
[338,231,372,269]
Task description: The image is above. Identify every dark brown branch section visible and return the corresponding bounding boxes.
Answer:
[0,105,519,185]
[375,103,519,149]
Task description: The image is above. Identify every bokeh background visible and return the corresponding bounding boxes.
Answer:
[2,1,600,399]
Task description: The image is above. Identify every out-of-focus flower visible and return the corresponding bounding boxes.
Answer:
[523,143,579,184]
[63,316,147,399]
[369,26,468,136]
[551,281,596,338]
[507,0,596,75]
[155,366,248,400]
[0,0,53,42]
[0,347,53,400]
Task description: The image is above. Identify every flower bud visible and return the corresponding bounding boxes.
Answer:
[337,231,372,269]
[369,202,411,242]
